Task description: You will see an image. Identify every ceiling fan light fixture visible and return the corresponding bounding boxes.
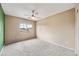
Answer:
[30,16,37,20]
[27,9,40,21]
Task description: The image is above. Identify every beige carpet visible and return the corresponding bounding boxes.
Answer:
[1,39,75,56]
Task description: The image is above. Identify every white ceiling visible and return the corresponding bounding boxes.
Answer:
[1,3,75,21]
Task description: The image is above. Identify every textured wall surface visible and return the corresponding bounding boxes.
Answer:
[37,8,75,50]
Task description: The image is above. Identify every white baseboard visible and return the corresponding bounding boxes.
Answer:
[51,42,75,51]
[0,46,4,56]
[40,39,75,51]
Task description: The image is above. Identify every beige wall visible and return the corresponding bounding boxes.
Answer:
[37,8,75,50]
[5,15,36,44]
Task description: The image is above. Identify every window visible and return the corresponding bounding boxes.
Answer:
[19,23,32,30]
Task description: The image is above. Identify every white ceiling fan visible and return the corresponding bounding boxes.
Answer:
[27,10,41,21]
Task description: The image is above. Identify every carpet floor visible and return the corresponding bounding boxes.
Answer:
[1,39,75,56]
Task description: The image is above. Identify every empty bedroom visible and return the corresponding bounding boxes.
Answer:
[0,3,79,56]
